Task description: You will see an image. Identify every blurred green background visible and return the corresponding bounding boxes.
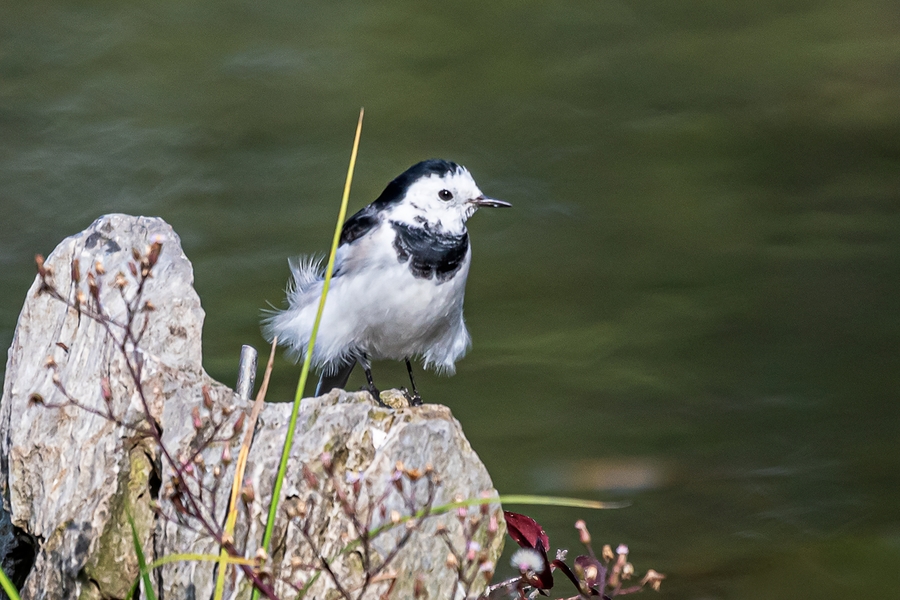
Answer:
[2,1,899,597]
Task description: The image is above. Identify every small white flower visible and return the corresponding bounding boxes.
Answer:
[511,548,545,574]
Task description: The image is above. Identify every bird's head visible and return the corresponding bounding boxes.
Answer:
[378,159,510,233]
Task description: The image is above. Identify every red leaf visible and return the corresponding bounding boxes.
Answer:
[504,511,550,551]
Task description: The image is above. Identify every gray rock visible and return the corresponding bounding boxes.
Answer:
[0,214,504,599]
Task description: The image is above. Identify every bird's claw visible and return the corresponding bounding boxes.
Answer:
[402,387,423,407]
[366,385,388,408]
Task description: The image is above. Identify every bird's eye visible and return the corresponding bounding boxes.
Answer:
[438,189,453,201]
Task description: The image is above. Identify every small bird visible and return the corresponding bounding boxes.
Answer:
[263,159,510,405]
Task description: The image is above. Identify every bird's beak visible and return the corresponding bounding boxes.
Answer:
[470,195,512,208]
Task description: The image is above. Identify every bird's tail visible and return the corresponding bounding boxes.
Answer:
[261,255,326,360]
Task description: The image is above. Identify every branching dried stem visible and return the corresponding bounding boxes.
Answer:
[283,456,460,600]
[34,246,279,600]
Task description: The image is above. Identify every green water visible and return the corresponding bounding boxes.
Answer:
[2,1,899,597]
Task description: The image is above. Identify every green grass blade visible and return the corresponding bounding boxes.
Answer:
[357,493,627,552]
[0,565,21,600]
[126,552,257,599]
[127,510,158,600]
[252,109,365,600]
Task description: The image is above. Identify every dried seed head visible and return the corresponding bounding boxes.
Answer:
[128,262,138,277]
[143,300,155,312]
[405,467,422,481]
[115,272,127,289]
[390,510,401,524]
[45,355,57,369]
[71,259,81,283]
[446,552,458,568]
[192,406,202,430]
[623,562,634,579]
[29,393,44,406]
[255,547,268,562]
[241,480,255,504]
[302,464,318,488]
[35,254,46,277]
[75,290,86,306]
[94,260,106,275]
[641,569,666,591]
[132,248,141,261]
[602,544,615,562]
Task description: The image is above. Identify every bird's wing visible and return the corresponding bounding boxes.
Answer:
[333,204,382,276]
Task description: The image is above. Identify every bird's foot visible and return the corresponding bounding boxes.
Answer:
[365,384,387,408]
[402,387,423,407]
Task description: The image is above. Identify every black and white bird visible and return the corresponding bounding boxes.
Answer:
[263,159,510,405]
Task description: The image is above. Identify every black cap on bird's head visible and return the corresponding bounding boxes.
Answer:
[373,159,510,211]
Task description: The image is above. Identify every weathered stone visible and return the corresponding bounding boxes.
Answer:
[0,214,504,599]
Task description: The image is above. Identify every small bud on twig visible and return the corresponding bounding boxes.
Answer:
[575,519,591,545]
[232,412,245,436]
[147,241,162,268]
[413,574,426,598]
[100,377,112,403]
[202,386,214,410]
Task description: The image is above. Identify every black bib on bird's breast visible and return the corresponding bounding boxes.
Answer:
[390,221,469,283]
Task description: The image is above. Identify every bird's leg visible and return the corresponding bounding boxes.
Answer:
[404,358,423,406]
[361,360,385,407]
